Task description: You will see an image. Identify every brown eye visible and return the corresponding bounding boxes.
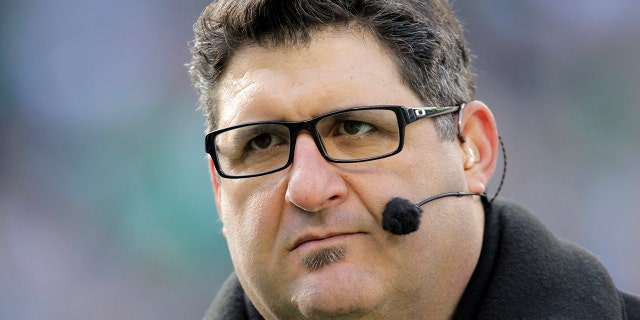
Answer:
[338,120,375,136]
[249,133,282,150]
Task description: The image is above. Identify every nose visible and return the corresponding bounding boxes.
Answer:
[285,134,348,212]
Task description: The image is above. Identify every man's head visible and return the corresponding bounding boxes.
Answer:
[189,1,499,319]
[188,0,474,138]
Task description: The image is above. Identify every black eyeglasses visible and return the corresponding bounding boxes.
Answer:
[205,105,461,178]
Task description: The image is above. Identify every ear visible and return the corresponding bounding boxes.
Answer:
[458,101,499,194]
[208,157,226,236]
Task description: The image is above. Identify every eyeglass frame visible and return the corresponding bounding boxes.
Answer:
[205,104,464,179]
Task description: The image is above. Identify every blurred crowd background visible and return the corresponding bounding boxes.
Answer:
[1,0,638,319]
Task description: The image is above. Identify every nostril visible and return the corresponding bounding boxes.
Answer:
[290,200,314,213]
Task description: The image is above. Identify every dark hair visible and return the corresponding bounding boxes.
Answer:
[188,0,474,140]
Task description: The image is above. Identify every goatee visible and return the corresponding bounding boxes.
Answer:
[302,246,346,271]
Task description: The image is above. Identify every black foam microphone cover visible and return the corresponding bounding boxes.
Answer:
[382,197,423,235]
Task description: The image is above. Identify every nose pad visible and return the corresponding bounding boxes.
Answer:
[285,134,347,213]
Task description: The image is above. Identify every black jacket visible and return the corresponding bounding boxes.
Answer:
[203,199,640,319]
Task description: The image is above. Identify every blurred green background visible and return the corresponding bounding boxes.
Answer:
[1,1,638,319]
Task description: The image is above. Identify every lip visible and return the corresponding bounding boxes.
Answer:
[292,232,363,251]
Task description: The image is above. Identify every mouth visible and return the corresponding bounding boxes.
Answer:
[292,232,364,252]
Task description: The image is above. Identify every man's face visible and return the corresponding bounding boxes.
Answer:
[211,28,486,319]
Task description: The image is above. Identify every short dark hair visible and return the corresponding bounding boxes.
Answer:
[188,0,474,140]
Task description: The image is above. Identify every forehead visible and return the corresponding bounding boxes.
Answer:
[214,28,419,128]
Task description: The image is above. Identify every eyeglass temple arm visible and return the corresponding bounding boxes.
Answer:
[406,105,461,122]
[457,103,466,142]
[405,105,464,140]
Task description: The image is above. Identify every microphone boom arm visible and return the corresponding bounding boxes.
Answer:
[415,192,484,207]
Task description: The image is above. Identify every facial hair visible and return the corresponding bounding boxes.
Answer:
[302,246,346,271]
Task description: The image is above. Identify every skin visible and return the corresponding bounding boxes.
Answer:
[209,27,499,319]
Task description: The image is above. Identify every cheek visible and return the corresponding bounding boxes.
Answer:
[218,178,286,272]
[404,201,484,294]
[377,147,464,196]
[437,207,483,276]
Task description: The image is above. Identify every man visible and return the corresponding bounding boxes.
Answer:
[188,1,640,319]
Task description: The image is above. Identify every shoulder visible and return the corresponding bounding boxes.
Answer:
[621,290,640,320]
[478,198,628,318]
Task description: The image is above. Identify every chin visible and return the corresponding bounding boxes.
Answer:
[289,262,386,319]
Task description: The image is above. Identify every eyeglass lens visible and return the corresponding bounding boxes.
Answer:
[213,108,401,177]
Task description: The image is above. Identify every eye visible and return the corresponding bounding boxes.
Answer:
[337,120,375,136]
[249,133,283,150]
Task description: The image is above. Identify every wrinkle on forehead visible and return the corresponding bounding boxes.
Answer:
[215,74,265,127]
[215,27,410,128]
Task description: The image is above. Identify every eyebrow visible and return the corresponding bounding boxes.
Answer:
[226,123,290,145]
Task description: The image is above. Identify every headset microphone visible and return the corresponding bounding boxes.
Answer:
[381,192,483,235]
[380,102,509,235]
[381,120,508,236]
